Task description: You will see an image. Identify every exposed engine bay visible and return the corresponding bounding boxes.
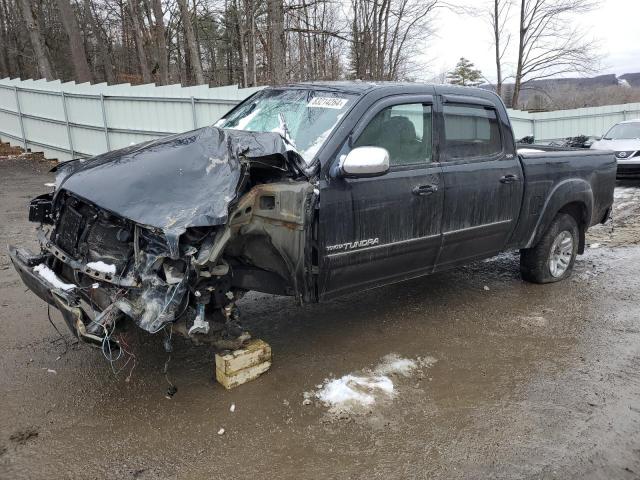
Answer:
[9,126,318,353]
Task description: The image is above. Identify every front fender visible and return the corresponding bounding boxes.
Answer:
[525,178,594,249]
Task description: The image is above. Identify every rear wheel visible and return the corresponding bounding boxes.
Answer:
[520,213,579,284]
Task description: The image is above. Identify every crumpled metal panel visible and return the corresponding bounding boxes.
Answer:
[53,126,298,254]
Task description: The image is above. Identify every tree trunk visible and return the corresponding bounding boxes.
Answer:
[151,0,169,84]
[233,0,247,87]
[55,0,92,82]
[512,0,526,108]
[18,0,54,79]
[177,0,204,84]
[128,0,152,83]
[0,0,9,77]
[244,0,256,87]
[192,0,203,69]
[493,0,502,97]
[2,0,21,76]
[176,27,185,83]
[267,0,285,85]
[83,0,114,84]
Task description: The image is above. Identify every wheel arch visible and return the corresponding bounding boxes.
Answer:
[526,179,594,253]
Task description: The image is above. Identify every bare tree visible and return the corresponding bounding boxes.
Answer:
[350,0,438,81]
[244,0,257,86]
[151,0,169,84]
[267,0,286,84]
[488,0,512,97]
[512,0,599,108]
[56,0,93,82]
[0,0,9,77]
[18,0,55,79]
[83,0,115,83]
[1,0,445,88]
[128,0,152,83]
[176,0,204,84]
[285,0,346,82]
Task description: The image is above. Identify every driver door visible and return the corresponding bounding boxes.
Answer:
[318,96,444,300]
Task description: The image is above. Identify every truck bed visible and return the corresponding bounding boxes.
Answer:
[509,149,616,250]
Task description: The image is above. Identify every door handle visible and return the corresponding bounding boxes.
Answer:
[412,184,438,196]
[500,174,519,184]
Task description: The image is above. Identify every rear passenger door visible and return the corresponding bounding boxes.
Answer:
[435,97,523,270]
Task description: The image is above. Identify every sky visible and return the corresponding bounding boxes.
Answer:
[422,0,640,83]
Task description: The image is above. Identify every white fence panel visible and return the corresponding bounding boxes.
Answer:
[0,78,262,161]
[0,109,21,139]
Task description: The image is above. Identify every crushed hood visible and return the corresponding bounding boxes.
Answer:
[54,126,303,244]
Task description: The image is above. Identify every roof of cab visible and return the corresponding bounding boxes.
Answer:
[278,80,501,102]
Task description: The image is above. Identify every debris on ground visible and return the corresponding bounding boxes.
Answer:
[0,142,49,163]
[9,426,39,445]
[165,385,178,399]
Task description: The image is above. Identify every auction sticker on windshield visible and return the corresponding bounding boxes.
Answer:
[307,97,349,109]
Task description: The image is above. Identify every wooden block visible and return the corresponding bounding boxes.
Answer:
[215,339,272,389]
[216,360,272,390]
[215,339,271,374]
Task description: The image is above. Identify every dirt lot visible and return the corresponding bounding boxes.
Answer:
[1,155,640,480]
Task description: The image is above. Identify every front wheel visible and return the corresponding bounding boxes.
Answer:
[520,213,579,284]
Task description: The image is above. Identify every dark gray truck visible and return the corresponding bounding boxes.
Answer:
[10,82,616,350]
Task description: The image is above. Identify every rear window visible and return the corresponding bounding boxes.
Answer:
[443,104,502,159]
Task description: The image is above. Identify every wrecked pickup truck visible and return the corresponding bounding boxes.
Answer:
[10,82,616,352]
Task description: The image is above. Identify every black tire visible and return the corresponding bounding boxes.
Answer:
[520,213,579,284]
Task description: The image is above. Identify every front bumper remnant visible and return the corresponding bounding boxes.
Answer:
[9,246,115,347]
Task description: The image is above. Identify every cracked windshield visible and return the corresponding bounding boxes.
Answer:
[217,89,356,163]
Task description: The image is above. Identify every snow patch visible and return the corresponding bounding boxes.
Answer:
[517,148,545,154]
[33,264,75,291]
[86,261,116,275]
[318,375,393,406]
[374,354,423,377]
[312,354,437,413]
[614,187,637,200]
[234,107,261,130]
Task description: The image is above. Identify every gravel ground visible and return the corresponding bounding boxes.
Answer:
[1,154,639,480]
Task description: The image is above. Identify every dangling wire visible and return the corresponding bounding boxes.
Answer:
[163,325,177,398]
[47,304,69,354]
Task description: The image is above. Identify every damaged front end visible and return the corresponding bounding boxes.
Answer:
[9,126,318,352]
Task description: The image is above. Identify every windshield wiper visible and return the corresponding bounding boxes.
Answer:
[277,112,296,149]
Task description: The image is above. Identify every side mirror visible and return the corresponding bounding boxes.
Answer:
[340,146,390,177]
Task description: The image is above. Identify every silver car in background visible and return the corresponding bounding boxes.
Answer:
[591,119,640,177]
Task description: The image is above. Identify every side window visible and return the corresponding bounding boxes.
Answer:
[354,103,432,166]
[443,104,502,160]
